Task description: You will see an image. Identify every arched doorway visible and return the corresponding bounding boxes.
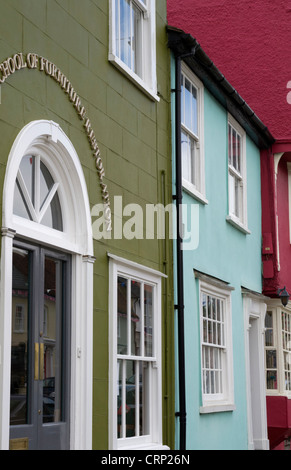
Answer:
[0,120,94,450]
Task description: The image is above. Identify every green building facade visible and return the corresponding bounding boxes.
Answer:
[0,0,175,450]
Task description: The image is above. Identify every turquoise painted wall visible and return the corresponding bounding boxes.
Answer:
[172,58,263,450]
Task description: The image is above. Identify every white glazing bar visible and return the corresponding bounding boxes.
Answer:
[127,279,131,356]
[34,155,41,218]
[140,282,144,357]
[135,361,140,436]
[121,359,126,438]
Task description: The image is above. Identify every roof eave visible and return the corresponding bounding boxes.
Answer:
[167,25,275,149]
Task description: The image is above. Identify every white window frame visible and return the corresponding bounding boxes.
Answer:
[181,63,207,205]
[265,301,291,398]
[243,290,269,450]
[265,309,278,393]
[198,277,235,413]
[108,253,169,450]
[0,120,94,450]
[227,114,249,233]
[109,0,159,101]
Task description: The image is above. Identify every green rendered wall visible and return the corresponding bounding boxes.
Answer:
[0,0,175,450]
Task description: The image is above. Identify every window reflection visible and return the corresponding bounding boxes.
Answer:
[13,155,63,231]
[10,248,30,426]
[115,0,142,74]
[42,257,63,423]
[117,360,149,439]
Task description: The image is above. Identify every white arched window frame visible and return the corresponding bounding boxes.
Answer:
[0,120,94,450]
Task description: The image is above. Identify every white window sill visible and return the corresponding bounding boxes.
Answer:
[109,54,160,102]
[226,215,250,234]
[118,443,170,451]
[200,403,236,414]
[182,180,208,205]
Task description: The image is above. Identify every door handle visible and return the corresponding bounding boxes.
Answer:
[34,343,39,381]
[34,343,44,381]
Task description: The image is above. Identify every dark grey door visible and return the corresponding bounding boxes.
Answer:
[10,241,71,450]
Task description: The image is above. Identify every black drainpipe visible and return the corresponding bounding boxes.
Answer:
[173,49,196,451]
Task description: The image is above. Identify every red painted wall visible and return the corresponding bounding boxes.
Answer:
[276,154,291,295]
[167,0,291,139]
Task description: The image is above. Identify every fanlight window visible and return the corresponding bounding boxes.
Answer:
[13,155,63,231]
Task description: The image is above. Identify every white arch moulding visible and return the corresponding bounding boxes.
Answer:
[0,120,94,449]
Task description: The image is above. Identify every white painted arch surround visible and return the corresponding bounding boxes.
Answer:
[0,120,94,449]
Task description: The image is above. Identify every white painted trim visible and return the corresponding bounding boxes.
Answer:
[226,214,251,234]
[108,254,165,450]
[108,0,158,101]
[3,120,93,254]
[198,279,235,411]
[228,113,248,230]
[243,293,269,450]
[266,300,291,399]
[107,252,167,278]
[199,404,236,414]
[0,120,94,450]
[182,179,209,205]
[181,63,206,200]
[0,229,15,450]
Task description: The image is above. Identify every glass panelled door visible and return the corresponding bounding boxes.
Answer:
[10,241,71,450]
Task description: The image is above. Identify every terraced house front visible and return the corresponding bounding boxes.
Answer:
[0,0,174,450]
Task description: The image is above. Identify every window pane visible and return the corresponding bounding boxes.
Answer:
[237,134,241,173]
[117,360,150,439]
[13,180,32,220]
[140,362,150,436]
[13,155,35,220]
[181,131,191,182]
[266,370,277,390]
[192,85,198,135]
[184,78,192,130]
[266,350,277,369]
[265,329,274,347]
[181,73,185,123]
[41,191,63,231]
[202,345,223,395]
[120,0,131,68]
[42,257,64,424]
[228,125,232,165]
[228,173,235,215]
[235,178,241,218]
[125,360,136,437]
[116,0,141,74]
[13,155,63,231]
[232,128,237,170]
[19,155,35,204]
[181,131,196,186]
[131,280,141,356]
[285,371,291,391]
[11,248,31,426]
[118,277,128,355]
[202,293,207,317]
[144,285,153,357]
[265,311,273,329]
[117,359,122,438]
[201,292,226,397]
[217,299,221,321]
